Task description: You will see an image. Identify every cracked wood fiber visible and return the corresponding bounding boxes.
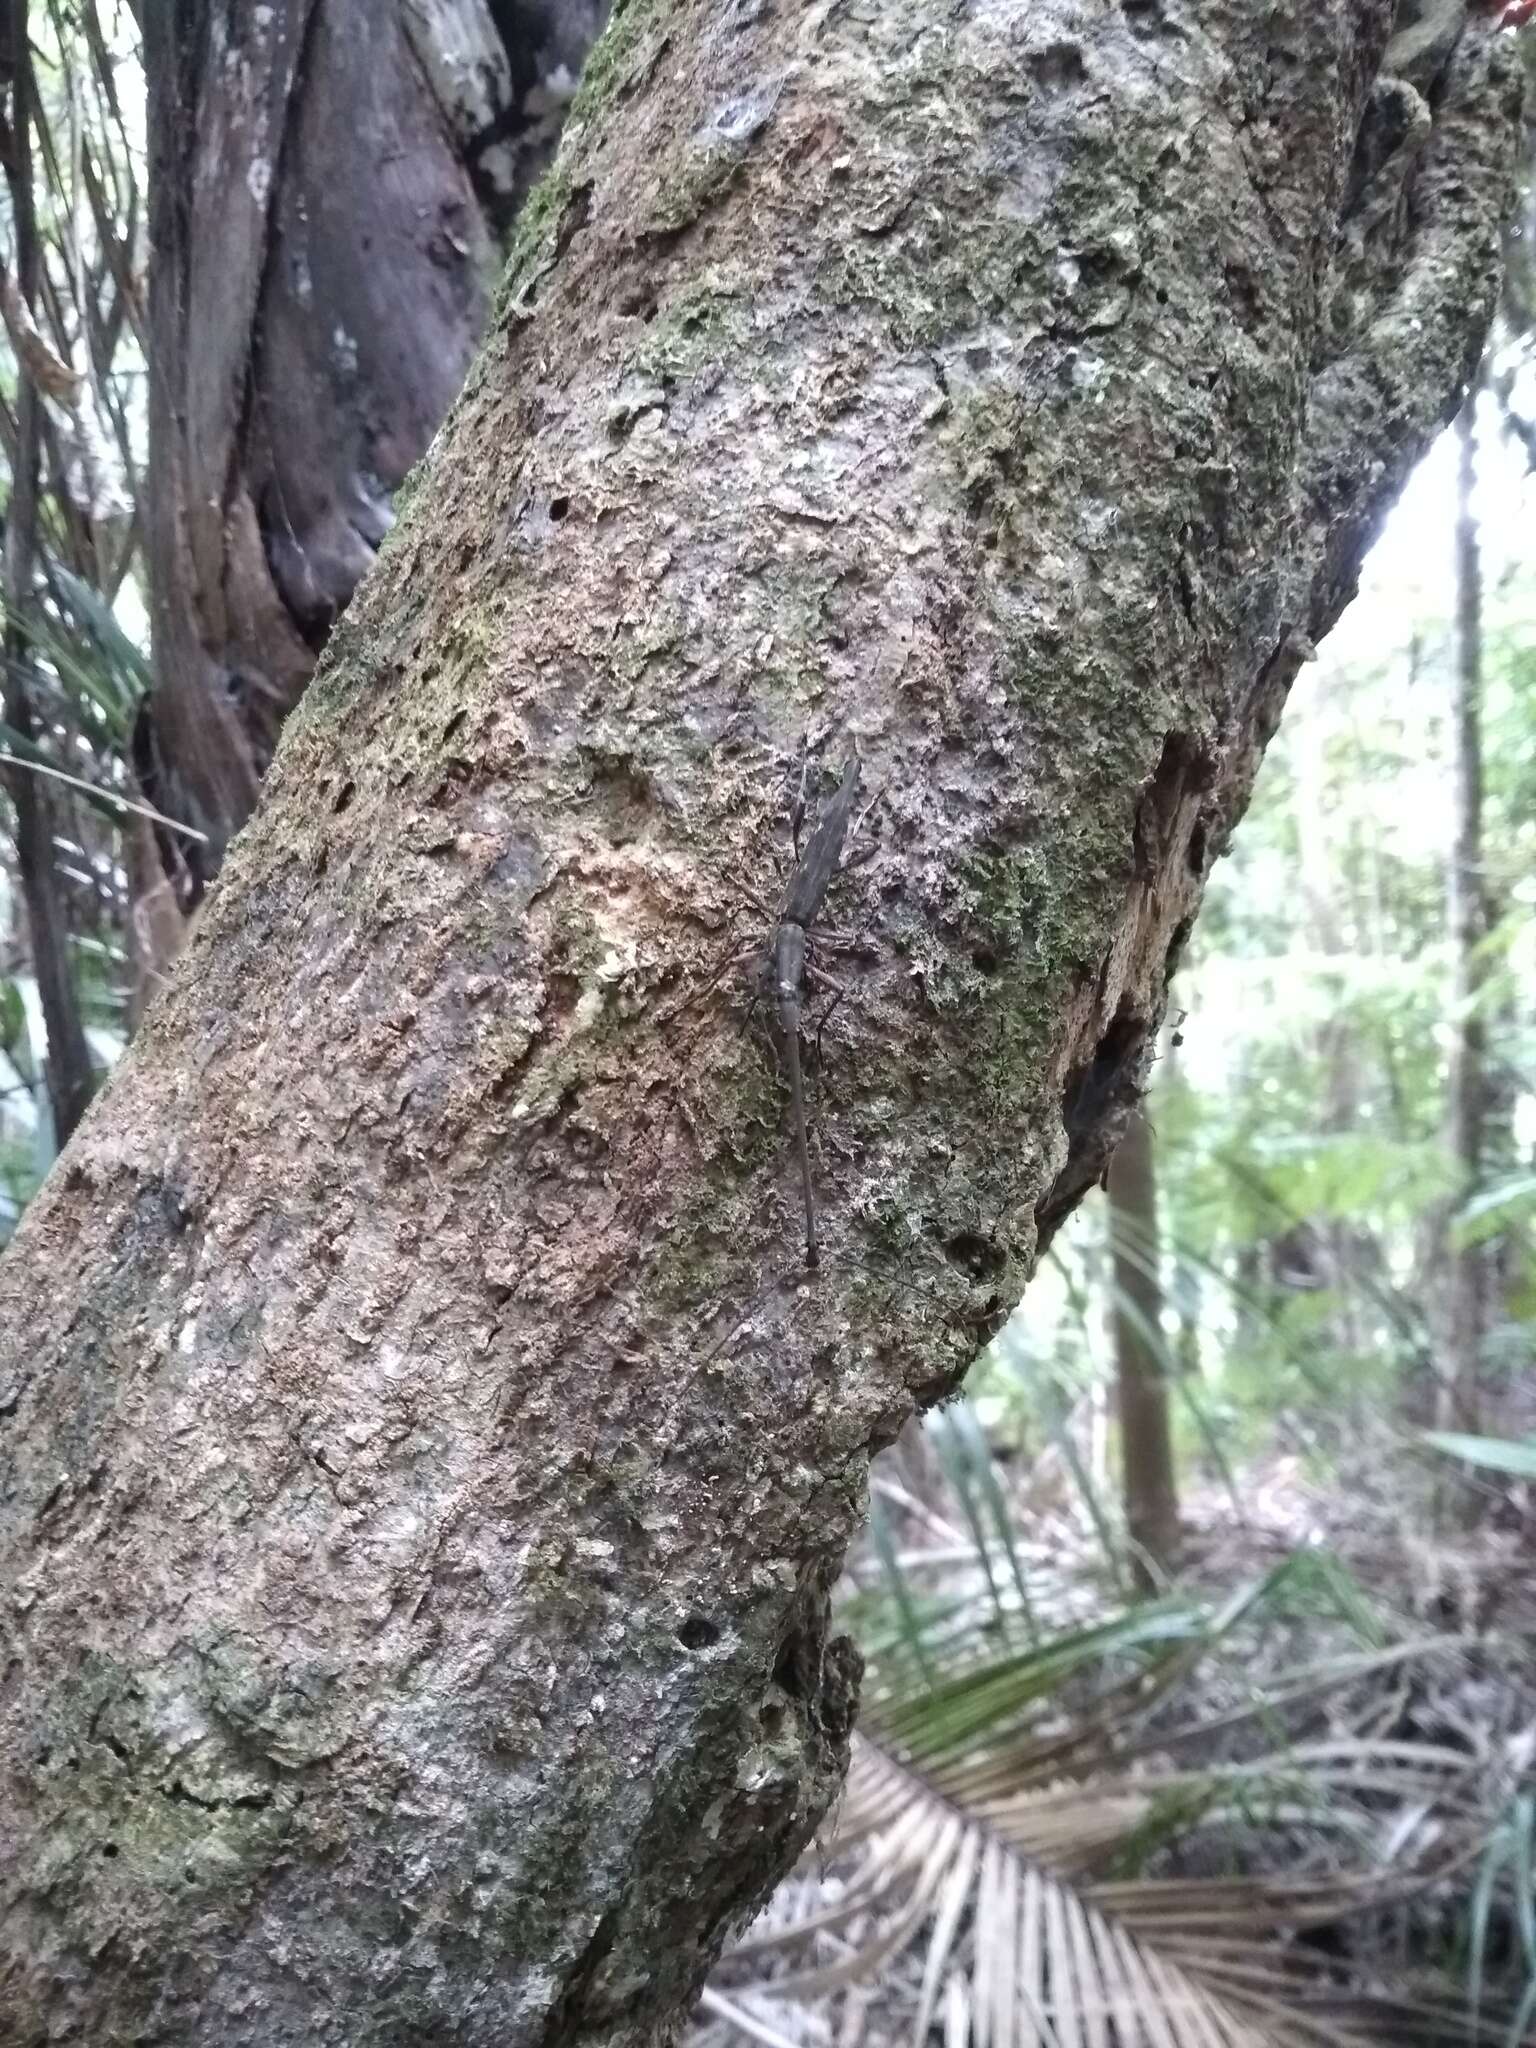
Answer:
[0,0,1522,2041]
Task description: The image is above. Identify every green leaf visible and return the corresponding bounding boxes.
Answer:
[1422,1431,1536,1479]
[52,562,152,697]
[1453,1172,1536,1249]
[0,978,24,1055]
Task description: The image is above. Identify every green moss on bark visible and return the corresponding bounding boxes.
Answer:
[567,0,677,133]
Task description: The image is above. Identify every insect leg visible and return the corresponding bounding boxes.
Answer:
[809,970,852,1064]
[775,922,819,1269]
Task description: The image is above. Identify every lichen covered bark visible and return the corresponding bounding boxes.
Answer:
[0,0,1520,2041]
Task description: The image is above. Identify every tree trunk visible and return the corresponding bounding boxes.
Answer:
[1439,384,1490,1432]
[1108,1109,1179,1587]
[0,2,1521,2041]
[135,0,608,906]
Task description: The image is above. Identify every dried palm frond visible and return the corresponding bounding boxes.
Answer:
[705,1579,1527,2048]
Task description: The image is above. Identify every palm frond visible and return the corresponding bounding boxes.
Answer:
[707,1584,1526,2048]
[710,1728,1508,2048]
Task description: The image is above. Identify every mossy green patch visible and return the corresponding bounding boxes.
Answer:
[567,0,677,133]
[946,387,1035,528]
[815,209,1041,352]
[630,270,750,383]
[642,138,743,240]
[24,1650,300,1909]
[494,160,576,322]
[650,1238,745,1312]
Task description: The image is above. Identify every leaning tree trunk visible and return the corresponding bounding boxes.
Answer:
[0,1,1520,2042]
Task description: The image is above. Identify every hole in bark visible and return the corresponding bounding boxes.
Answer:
[942,1231,1004,1279]
[1224,263,1263,332]
[333,781,355,814]
[971,945,999,975]
[1133,731,1218,882]
[679,1614,720,1651]
[442,707,468,743]
[1164,914,1196,986]
[774,1633,809,1699]
[1069,1009,1147,1136]
[101,1842,119,1858]
[1034,1000,1151,1248]
[549,495,571,522]
[1029,40,1086,88]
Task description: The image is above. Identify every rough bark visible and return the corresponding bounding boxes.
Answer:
[1439,385,1490,1431]
[0,1,1521,2042]
[1490,30,1536,451]
[1107,1109,1179,1586]
[135,0,607,902]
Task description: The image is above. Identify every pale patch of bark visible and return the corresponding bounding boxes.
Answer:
[0,1,1522,2041]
